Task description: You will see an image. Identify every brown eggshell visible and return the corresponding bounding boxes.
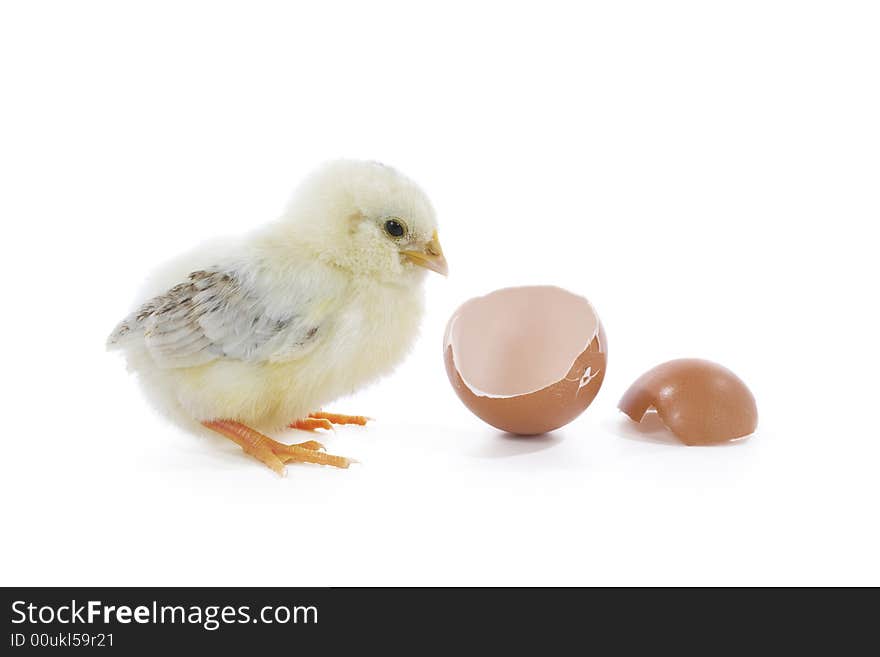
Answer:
[444,286,607,435]
[618,359,758,445]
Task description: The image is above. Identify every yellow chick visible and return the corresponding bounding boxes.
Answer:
[108,160,447,474]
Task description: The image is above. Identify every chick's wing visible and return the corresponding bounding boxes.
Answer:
[109,268,323,368]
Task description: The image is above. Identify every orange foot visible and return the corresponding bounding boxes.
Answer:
[309,412,370,426]
[203,420,351,475]
[290,417,333,432]
[289,412,370,432]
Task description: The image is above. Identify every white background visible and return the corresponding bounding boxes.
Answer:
[1,1,878,586]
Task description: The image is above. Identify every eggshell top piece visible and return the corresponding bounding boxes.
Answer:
[618,359,757,445]
[444,286,607,435]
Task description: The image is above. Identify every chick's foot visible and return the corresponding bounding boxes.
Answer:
[289,412,369,431]
[309,412,370,426]
[202,420,350,475]
[290,417,334,432]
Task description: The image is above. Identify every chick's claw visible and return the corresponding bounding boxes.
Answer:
[293,440,325,451]
[202,420,350,475]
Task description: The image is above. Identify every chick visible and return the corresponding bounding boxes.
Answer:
[108,160,447,474]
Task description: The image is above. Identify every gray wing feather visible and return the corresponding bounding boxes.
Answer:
[108,269,319,368]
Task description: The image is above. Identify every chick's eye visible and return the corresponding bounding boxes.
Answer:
[383,219,406,238]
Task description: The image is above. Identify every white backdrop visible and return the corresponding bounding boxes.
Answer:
[1,1,878,586]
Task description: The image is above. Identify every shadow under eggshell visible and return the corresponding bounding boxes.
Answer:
[443,286,608,435]
[618,358,758,445]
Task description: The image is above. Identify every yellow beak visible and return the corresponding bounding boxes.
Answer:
[403,230,448,276]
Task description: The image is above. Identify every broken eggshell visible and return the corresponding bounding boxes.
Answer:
[444,286,607,435]
[618,359,758,445]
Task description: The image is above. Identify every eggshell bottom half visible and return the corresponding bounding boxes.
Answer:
[618,358,758,445]
[444,286,607,435]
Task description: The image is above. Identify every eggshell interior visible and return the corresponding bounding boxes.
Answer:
[446,286,599,397]
[444,286,607,435]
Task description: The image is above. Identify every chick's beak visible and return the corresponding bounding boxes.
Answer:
[403,230,448,276]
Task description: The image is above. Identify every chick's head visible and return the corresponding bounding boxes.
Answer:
[282,160,447,283]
